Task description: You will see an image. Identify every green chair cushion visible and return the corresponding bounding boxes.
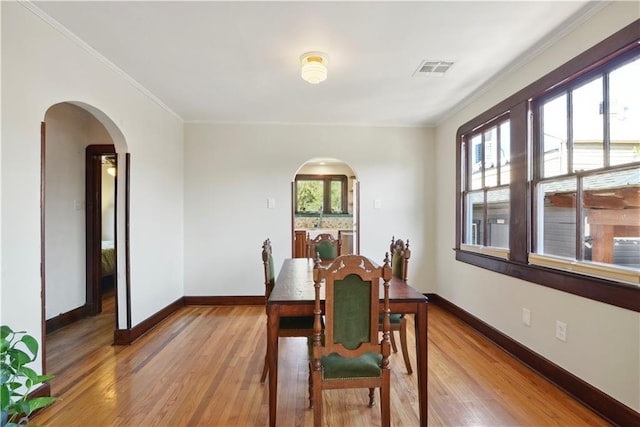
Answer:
[392,251,403,279]
[316,241,337,260]
[268,253,275,282]
[321,352,382,380]
[333,274,371,350]
[280,315,315,330]
[378,313,402,324]
[307,337,382,380]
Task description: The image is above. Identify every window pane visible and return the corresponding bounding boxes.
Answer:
[542,94,568,178]
[470,134,483,190]
[296,180,323,212]
[582,169,640,269]
[572,77,603,172]
[466,191,484,245]
[609,57,640,167]
[500,121,511,185]
[484,127,498,187]
[537,178,577,258]
[487,188,510,248]
[330,180,343,213]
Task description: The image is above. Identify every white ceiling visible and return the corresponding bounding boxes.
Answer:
[32,1,600,127]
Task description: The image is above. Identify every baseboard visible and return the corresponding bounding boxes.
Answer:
[45,305,92,334]
[427,293,639,426]
[113,298,185,345]
[183,295,264,306]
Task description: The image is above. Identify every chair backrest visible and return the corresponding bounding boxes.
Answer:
[262,238,276,301]
[312,254,392,360]
[389,236,411,282]
[307,232,341,260]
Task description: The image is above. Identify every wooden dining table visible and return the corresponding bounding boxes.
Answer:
[266,257,428,426]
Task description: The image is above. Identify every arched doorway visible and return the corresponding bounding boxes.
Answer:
[291,158,359,257]
[41,102,129,373]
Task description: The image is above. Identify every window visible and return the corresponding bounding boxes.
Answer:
[295,175,347,214]
[455,22,639,312]
[533,56,639,276]
[461,116,511,255]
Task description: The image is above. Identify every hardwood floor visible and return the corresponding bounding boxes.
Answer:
[33,296,609,426]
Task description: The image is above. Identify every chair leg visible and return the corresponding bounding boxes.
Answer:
[368,387,375,407]
[399,315,413,375]
[389,329,398,353]
[312,371,322,427]
[308,363,314,409]
[380,386,390,427]
[260,351,268,383]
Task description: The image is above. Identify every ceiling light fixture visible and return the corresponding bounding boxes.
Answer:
[300,51,328,84]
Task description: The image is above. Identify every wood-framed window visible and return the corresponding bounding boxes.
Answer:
[531,51,639,283]
[295,174,348,214]
[455,21,639,312]
[460,115,511,258]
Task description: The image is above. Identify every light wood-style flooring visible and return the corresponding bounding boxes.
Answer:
[33,295,609,426]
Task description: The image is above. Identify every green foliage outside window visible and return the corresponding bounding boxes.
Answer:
[296,175,348,214]
[297,180,323,212]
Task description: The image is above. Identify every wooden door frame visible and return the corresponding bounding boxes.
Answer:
[85,145,116,315]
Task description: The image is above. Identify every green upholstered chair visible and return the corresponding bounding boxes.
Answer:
[260,238,316,383]
[306,232,341,260]
[379,237,413,375]
[308,254,393,427]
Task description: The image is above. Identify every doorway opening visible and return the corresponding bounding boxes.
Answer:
[291,158,359,258]
[41,101,128,377]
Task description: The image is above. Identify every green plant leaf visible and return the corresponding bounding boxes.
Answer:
[20,335,38,358]
[0,325,14,340]
[11,400,30,416]
[21,366,38,382]
[9,348,32,366]
[28,397,58,413]
[1,384,9,410]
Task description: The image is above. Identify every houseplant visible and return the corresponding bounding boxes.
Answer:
[1,325,57,427]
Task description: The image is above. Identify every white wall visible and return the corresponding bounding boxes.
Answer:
[1,2,184,370]
[184,123,435,296]
[434,2,640,411]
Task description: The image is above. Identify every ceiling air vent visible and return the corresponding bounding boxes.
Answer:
[413,60,454,77]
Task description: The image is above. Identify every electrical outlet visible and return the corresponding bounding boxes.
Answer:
[556,320,567,342]
[522,308,531,326]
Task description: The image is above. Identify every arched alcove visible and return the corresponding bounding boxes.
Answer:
[292,157,360,257]
[42,102,130,363]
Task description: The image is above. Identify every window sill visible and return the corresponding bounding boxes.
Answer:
[528,254,639,286]
[460,244,510,260]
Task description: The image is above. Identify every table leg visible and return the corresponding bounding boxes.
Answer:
[416,301,428,426]
[267,304,279,427]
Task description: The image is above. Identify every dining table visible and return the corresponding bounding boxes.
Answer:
[266,257,428,426]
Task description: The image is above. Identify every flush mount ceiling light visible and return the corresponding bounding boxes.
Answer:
[300,51,328,84]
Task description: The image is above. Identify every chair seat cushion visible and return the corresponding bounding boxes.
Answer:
[280,315,315,330]
[378,313,402,324]
[321,352,382,380]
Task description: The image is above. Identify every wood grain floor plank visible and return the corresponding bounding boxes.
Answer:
[32,297,609,426]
